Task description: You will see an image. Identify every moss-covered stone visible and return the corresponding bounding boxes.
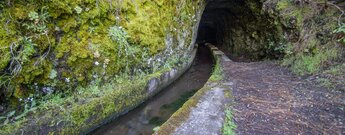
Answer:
[0,0,203,104]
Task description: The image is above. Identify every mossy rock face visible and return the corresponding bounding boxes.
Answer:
[271,0,343,75]
[0,0,203,102]
[272,0,343,75]
[199,0,343,74]
[198,0,288,61]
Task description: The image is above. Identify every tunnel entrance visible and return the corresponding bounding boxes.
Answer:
[197,0,283,62]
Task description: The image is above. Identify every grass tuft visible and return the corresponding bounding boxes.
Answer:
[223,108,236,135]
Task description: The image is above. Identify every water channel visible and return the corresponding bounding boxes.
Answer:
[90,45,213,135]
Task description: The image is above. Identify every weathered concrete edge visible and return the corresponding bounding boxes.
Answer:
[146,47,198,97]
[155,43,232,135]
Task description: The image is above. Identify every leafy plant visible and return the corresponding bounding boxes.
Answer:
[289,48,339,75]
[333,23,345,44]
[9,37,37,76]
[0,75,12,90]
[109,26,143,73]
[17,38,36,63]
[0,95,37,124]
[23,7,50,34]
[28,11,39,21]
[0,1,5,11]
[14,98,37,121]
[109,26,132,55]
[1,37,37,97]
[74,6,83,14]
[0,111,15,125]
[49,69,58,79]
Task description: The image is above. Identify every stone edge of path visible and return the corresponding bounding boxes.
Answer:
[156,43,234,135]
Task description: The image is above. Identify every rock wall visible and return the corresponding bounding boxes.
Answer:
[197,0,344,68]
[0,0,204,106]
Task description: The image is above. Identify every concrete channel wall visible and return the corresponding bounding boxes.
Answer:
[156,43,234,135]
[83,47,199,134]
[146,47,197,97]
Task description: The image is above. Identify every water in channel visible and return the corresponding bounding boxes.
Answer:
[91,45,213,135]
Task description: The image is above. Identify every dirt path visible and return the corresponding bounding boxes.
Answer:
[224,61,345,135]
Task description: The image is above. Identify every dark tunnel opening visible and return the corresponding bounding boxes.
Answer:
[197,0,284,62]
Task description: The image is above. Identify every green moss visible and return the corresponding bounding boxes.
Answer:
[277,1,312,28]
[209,58,223,82]
[274,0,344,76]
[155,86,211,135]
[324,63,345,76]
[0,36,198,135]
[284,47,340,75]
[222,88,236,135]
[0,70,149,134]
[0,0,203,103]
[223,107,236,135]
[0,9,17,70]
[277,0,290,10]
[316,63,345,90]
[149,117,165,126]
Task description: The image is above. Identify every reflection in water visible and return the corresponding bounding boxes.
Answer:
[91,45,213,135]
